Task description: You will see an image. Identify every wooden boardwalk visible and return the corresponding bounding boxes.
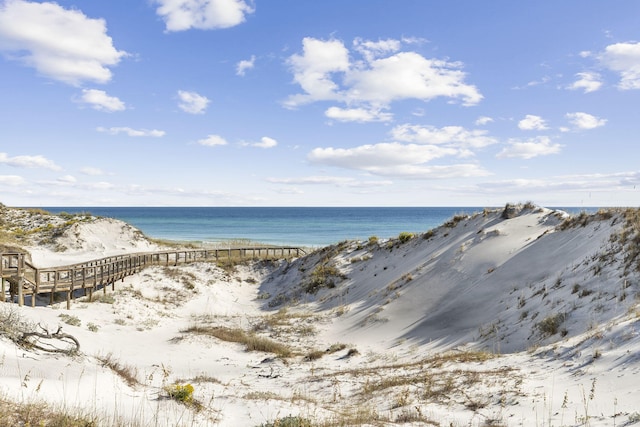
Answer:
[1,247,304,309]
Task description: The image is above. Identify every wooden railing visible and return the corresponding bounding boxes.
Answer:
[1,247,305,309]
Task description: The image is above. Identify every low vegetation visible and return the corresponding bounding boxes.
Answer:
[181,325,292,357]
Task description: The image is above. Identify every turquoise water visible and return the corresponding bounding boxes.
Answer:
[41,206,592,247]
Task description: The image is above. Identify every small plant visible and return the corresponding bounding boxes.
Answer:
[536,313,566,337]
[98,353,138,387]
[327,343,347,353]
[368,235,378,245]
[259,415,313,427]
[445,214,467,227]
[98,293,115,304]
[58,314,81,327]
[257,292,271,300]
[304,349,325,361]
[165,383,194,404]
[87,323,99,332]
[304,264,344,294]
[398,232,414,243]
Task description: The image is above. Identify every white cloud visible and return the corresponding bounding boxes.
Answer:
[518,114,548,131]
[306,122,497,179]
[80,89,126,112]
[478,171,640,194]
[252,136,278,148]
[598,41,640,90]
[154,0,254,32]
[353,37,401,62]
[496,136,562,159]
[475,116,494,126]
[345,52,482,107]
[566,112,607,130]
[391,124,497,149]
[285,37,350,107]
[97,127,165,137]
[0,0,126,85]
[370,163,489,179]
[57,175,76,184]
[285,37,481,110]
[325,106,393,123]
[236,55,255,76]
[568,72,602,93]
[80,167,105,176]
[198,134,228,146]
[0,175,25,186]
[177,90,210,114]
[267,176,393,188]
[309,142,457,171]
[0,152,61,170]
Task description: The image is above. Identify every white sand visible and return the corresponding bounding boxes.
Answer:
[1,205,639,426]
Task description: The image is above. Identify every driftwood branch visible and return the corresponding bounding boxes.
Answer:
[20,324,80,355]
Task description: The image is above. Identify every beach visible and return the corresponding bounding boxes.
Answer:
[1,203,639,426]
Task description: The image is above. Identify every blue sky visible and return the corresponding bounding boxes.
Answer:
[1,0,639,207]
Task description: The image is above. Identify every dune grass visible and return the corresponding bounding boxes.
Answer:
[181,325,293,357]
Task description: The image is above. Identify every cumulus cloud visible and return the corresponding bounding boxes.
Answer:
[57,175,76,184]
[306,122,497,179]
[475,116,494,126]
[391,124,498,149]
[598,41,640,90]
[309,142,457,170]
[285,38,350,106]
[80,89,126,112]
[353,37,401,62]
[80,167,105,176]
[0,0,126,85]
[267,176,393,188]
[97,127,166,137]
[568,72,602,93]
[0,175,25,186]
[496,136,562,159]
[478,171,640,194]
[248,136,277,148]
[518,115,548,131]
[154,0,254,32]
[198,134,228,146]
[0,152,61,170]
[325,106,393,123]
[236,55,255,76]
[177,90,210,114]
[566,112,607,130]
[285,37,482,112]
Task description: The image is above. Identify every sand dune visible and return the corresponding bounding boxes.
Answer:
[1,204,639,426]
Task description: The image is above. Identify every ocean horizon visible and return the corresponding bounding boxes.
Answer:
[40,206,596,248]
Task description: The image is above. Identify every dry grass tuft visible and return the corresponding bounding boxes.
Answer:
[97,353,139,388]
[181,325,292,357]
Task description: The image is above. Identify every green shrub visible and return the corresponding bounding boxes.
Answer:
[368,235,378,245]
[536,313,566,337]
[58,314,81,327]
[165,383,194,404]
[259,415,313,427]
[304,264,342,294]
[398,232,414,243]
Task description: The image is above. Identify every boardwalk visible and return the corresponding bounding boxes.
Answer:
[1,247,304,309]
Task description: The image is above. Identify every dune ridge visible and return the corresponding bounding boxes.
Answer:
[0,203,639,426]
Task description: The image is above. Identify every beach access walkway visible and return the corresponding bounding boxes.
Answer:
[1,247,305,309]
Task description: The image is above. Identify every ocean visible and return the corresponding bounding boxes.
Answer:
[41,206,593,248]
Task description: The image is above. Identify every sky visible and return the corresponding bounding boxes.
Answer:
[1,0,640,207]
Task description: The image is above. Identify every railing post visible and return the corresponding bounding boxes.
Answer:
[17,276,23,307]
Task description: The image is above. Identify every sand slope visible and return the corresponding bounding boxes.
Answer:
[1,204,639,426]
